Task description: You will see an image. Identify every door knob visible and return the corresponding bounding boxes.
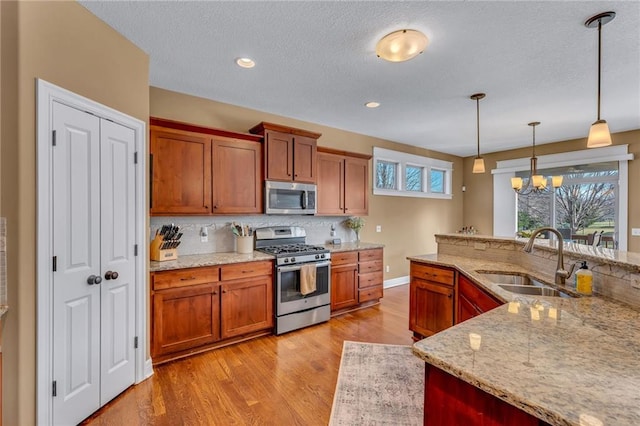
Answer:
[104,271,119,280]
[87,275,102,285]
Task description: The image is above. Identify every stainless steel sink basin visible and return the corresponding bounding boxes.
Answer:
[477,272,547,287]
[497,284,571,298]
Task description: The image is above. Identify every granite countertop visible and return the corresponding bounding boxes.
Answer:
[410,253,640,426]
[150,242,384,272]
[150,251,275,272]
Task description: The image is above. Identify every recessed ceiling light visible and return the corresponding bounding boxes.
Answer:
[365,101,380,108]
[236,57,255,68]
[376,29,428,62]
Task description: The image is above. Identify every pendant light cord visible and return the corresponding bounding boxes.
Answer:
[476,98,480,157]
[597,19,602,121]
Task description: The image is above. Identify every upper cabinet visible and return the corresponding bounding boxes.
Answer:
[317,147,371,216]
[150,118,263,216]
[249,122,321,184]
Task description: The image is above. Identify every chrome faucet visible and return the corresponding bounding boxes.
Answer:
[523,227,576,286]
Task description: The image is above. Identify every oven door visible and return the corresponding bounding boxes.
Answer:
[276,260,330,316]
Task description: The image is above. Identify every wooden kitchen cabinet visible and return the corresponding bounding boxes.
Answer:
[150,126,212,215]
[330,251,359,311]
[358,248,383,303]
[151,267,221,358]
[211,137,262,214]
[457,274,501,324]
[410,262,455,340]
[249,122,321,184]
[150,118,263,216]
[424,365,544,426]
[317,148,371,216]
[220,261,274,338]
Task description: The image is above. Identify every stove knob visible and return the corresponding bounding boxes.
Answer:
[291,257,296,263]
[315,254,320,259]
[284,258,289,263]
[320,254,325,259]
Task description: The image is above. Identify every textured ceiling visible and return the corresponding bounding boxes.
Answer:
[80,1,640,157]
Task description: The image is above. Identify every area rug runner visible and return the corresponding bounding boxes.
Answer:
[329,341,424,425]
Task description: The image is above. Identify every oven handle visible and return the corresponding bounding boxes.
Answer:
[277,260,331,272]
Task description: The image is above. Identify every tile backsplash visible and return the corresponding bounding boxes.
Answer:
[150,215,358,255]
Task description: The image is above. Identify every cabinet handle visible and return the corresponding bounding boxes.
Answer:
[149,154,153,209]
[180,276,197,281]
[447,293,453,298]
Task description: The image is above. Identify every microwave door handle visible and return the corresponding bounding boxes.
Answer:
[302,191,308,209]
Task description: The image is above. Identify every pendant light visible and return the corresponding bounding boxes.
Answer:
[470,93,486,174]
[511,122,563,194]
[585,11,616,148]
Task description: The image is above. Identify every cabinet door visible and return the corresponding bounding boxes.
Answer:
[211,137,263,214]
[150,127,212,215]
[292,135,317,183]
[410,278,454,338]
[457,275,501,325]
[152,283,220,357]
[317,152,345,215]
[331,264,359,311]
[457,293,481,324]
[344,156,369,216]
[221,277,273,339]
[265,130,293,181]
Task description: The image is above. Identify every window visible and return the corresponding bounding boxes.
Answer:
[373,147,453,199]
[406,165,423,191]
[493,145,632,250]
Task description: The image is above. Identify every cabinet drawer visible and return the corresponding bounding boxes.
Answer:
[359,260,382,274]
[410,263,454,286]
[358,286,383,303]
[220,261,272,281]
[359,271,383,289]
[153,266,220,291]
[359,248,382,262]
[331,251,358,266]
[458,275,501,313]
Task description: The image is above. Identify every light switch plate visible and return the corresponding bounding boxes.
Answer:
[631,274,640,290]
[474,242,486,251]
[632,228,640,236]
[376,225,382,232]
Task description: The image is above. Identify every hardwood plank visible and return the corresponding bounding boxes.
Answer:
[82,285,412,426]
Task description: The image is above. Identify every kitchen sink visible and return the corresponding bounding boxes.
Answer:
[477,272,547,287]
[497,284,572,298]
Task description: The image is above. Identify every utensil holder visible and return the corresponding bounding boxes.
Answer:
[150,235,178,261]
[236,236,253,254]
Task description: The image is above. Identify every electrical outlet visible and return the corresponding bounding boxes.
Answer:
[385,265,390,273]
[376,225,382,233]
[632,228,640,237]
[631,274,640,290]
[200,226,208,243]
[474,242,486,251]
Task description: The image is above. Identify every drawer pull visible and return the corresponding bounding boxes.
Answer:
[180,276,197,281]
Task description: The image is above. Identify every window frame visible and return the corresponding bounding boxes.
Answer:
[373,147,453,199]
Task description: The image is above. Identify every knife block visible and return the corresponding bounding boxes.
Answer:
[150,235,178,261]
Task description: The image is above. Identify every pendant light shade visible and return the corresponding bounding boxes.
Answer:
[470,93,486,174]
[585,11,616,148]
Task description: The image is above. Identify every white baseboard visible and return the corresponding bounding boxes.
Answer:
[144,358,154,380]
[384,275,409,289]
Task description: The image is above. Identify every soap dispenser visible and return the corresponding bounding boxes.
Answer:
[575,261,593,295]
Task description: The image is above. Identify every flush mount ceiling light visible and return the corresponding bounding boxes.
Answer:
[511,122,563,194]
[376,29,428,62]
[470,93,486,174]
[235,57,255,68]
[365,101,380,108]
[585,11,616,148]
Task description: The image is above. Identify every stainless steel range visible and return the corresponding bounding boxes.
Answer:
[255,226,330,335]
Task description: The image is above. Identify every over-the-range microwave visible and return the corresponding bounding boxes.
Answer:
[265,181,316,215]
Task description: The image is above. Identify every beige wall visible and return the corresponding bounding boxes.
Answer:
[462,129,640,252]
[1,2,149,424]
[151,87,465,279]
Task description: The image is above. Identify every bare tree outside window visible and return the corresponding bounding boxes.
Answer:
[430,170,445,193]
[405,165,423,191]
[376,161,398,189]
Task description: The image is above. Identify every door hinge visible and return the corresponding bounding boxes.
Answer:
[134,244,138,256]
[134,336,139,349]
[134,151,138,164]
[52,380,57,397]
[52,256,57,272]
[52,130,57,146]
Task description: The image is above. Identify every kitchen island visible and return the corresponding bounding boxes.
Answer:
[409,235,640,426]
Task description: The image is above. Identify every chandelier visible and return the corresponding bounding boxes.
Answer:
[511,122,563,195]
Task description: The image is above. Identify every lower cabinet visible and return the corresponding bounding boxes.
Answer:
[409,262,455,340]
[457,274,501,324]
[151,260,273,363]
[331,248,384,314]
[424,365,545,426]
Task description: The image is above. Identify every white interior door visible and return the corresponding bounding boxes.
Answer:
[52,102,102,425]
[99,119,136,404]
[51,102,136,425]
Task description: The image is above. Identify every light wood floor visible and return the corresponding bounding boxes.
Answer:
[83,284,413,425]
